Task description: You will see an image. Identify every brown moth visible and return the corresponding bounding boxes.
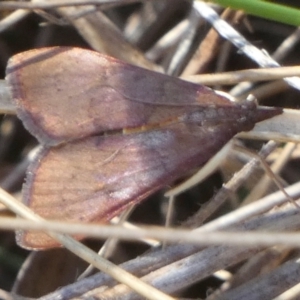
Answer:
[5,47,282,249]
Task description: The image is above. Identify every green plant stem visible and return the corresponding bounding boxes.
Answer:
[210,0,300,27]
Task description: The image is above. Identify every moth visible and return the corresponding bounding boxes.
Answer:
[5,47,282,249]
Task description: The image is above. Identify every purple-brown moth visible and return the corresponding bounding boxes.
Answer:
[5,47,282,249]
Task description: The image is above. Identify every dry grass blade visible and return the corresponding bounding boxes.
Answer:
[0,188,175,300]
[183,66,300,85]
